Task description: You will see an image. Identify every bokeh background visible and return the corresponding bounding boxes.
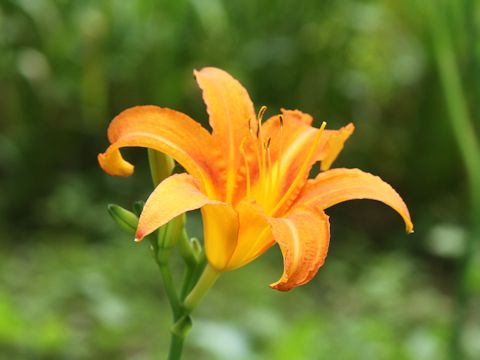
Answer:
[1,0,479,359]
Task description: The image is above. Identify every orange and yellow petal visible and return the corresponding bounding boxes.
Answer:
[279,108,313,125]
[261,110,317,167]
[202,203,239,271]
[269,206,330,291]
[257,110,353,215]
[250,111,318,212]
[317,123,355,171]
[224,200,273,270]
[135,173,222,241]
[295,168,413,233]
[98,105,218,197]
[194,67,256,202]
[261,111,353,175]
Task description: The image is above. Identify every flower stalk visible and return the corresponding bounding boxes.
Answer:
[146,149,216,359]
[183,264,220,315]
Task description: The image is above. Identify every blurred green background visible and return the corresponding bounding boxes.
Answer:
[1,0,479,359]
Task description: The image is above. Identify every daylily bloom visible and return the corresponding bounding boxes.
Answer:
[98,67,413,291]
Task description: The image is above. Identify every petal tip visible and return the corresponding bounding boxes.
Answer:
[269,281,292,292]
[134,230,144,242]
[404,215,414,234]
[97,151,134,177]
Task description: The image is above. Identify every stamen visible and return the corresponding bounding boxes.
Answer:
[269,121,327,216]
[276,115,285,183]
[265,139,273,203]
[239,137,251,197]
[265,137,271,150]
[257,106,267,186]
[267,114,286,208]
[257,105,267,123]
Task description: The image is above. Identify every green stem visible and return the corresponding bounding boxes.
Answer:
[180,265,196,301]
[168,332,185,360]
[159,253,181,318]
[168,315,192,360]
[183,264,220,315]
[150,240,181,318]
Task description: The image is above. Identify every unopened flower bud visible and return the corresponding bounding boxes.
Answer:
[107,204,138,235]
[148,149,174,186]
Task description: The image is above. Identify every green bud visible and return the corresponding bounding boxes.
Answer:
[190,237,202,257]
[159,214,185,249]
[178,232,198,267]
[107,204,138,235]
[148,149,174,186]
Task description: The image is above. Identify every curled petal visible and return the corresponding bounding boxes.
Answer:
[194,67,256,201]
[98,147,134,176]
[98,106,218,197]
[295,168,414,233]
[135,173,222,241]
[269,207,330,291]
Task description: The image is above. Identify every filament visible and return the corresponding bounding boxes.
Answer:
[264,138,273,203]
[257,106,267,193]
[239,137,252,197]
[275,115,284,190]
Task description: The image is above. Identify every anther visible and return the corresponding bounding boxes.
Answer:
[257,105,267,122]
[265,137,271,150]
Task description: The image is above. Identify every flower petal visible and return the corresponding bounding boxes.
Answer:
[258,110,354,216]
[295,168,414,233]
[262,109,354,172]
[269,206,330,291]
[279,108,313,125]
[98,106,218,197]
[317,123,355,170]
[135,173,222,241]
[202,203,239,271]
[224,200,273,270]
[194,67,256,201]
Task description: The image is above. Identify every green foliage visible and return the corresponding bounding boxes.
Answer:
[1,0,479,358]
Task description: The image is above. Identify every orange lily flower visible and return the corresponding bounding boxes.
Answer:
[98,67,413,291]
